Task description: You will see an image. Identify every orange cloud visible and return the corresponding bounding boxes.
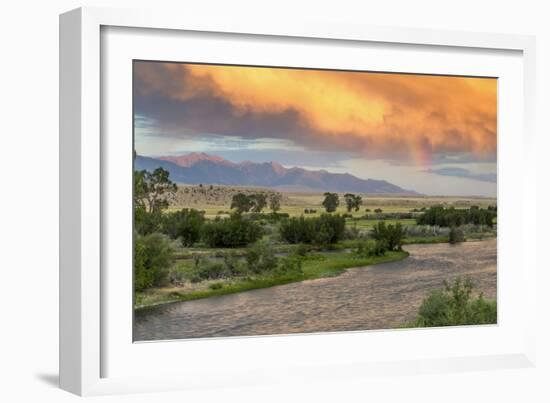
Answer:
[136,62,497,164]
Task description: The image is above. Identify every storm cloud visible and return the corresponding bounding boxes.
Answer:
[134,61,497,164]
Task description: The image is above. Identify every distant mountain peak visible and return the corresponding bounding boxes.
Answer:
[269,161,285,175]
[158,152,233,167]
[136,153,420,195]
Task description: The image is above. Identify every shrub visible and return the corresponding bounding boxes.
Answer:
[209,282,224,290]
[134,233,174,291]
[449,226,465,244]
[167,267,186,286]
[162,208,205,246]
[279,214,346,245]
[246,241,278,274]
[276,256,303,276]
[201,214,263,247]
[134,208,163,235]
[222,253,247,276]
[408,277,496,327]
[371,222,405,251]
[189,258,227,283]
[354,240,387,258]
[415,290,451,327]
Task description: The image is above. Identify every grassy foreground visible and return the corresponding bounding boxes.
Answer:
[135,250,409,309]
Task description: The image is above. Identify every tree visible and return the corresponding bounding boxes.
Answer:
[249,193,267,213]
[162,208,205,247]
[134,168,177,213]
[344,193,363,212]
[353,195,363,211]
[230,192,268,213]
[134,233,174,291]
[134,168,177,235]
[322,192,339,213]
[230,193,252,214]
[269,193,282,213]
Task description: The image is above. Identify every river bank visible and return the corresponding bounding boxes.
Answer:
[135,232,496,310]
[134,239,497,340]
[135,249,409,309]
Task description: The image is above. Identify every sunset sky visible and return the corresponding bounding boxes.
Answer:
[134,61,497,197]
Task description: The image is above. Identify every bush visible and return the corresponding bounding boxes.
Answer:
[134,208,163,235]
[189,258,227,283]
[134,233,174,291]
[279,214,346,245]
[371,222,405,251]
[222,253,247,276]
[354,240,387,258]
[276,256,304,276]
[246,241,278,274]
[201,214,263,247]
[162,208,205,246]
[408,277,497,327]
[209,282,224,290]
[449,226,465,244]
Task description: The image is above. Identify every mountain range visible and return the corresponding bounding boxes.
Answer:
[135,152,420,195]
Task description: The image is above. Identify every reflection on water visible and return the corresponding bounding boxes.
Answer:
[134,239,497,341]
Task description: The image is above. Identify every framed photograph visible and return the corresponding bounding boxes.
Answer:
[60,7,537,396]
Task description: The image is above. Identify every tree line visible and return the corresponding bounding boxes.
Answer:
[416,205,496,227]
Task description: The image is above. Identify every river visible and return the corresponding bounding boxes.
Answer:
[134,239,497,341]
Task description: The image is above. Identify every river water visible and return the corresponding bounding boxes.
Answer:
[134,239,497,341]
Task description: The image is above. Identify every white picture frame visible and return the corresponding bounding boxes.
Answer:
[59,6,537,396]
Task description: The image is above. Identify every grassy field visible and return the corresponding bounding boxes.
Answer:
[167,185,496,218]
